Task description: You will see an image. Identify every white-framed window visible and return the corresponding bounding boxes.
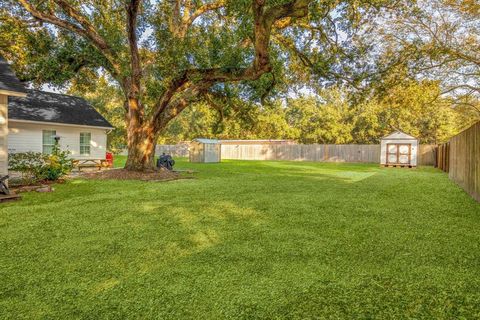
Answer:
[80,132,91,156]
[42,130,56,154]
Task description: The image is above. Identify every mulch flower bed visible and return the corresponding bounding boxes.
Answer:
[79,168,180,181]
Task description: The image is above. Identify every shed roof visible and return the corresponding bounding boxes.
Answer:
[193,138,220,144]
[0,57,27,96]
[381,131,417,140]
[9,89,113,128]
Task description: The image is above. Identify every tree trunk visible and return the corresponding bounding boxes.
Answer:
[123,96,158,171]
[124,126,157,170]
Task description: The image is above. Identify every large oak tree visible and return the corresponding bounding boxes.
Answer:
[1,0,392,170]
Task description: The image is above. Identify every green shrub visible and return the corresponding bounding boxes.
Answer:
[40,145,74,181]
[8,145,74,184]
[8,152,46,185]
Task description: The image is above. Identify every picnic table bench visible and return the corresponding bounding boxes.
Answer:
[73,159,111,171]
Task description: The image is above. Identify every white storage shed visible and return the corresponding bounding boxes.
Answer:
[380,131,418,167]
[189,139,221,163]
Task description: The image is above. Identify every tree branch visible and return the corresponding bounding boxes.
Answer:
[17,0,120,77]
[152,81,213,132]
[125,0,144,125]
[126,0,142,93]
[184,0,225,27]
[151,0,311,128]
[171,0,226,38]
[185,0,311,83]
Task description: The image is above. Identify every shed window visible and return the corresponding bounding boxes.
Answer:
[80,132,91,156]
[42,130,56,154]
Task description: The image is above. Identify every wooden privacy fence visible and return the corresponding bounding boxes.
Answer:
[438,122,479,202]
[221,144,436,165]
[153,143,436,165]
[418,144,436,166]
[156,144,189,157]
[221,144,381,162]
[436,142,450,172]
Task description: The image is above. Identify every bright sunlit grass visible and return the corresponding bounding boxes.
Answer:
[1,157,479,319]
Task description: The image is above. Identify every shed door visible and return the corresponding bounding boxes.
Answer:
[204,144,219,162]
[386,144,411,165]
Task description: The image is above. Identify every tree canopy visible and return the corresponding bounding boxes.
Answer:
[2,0,402,169]
[0,0,478,162]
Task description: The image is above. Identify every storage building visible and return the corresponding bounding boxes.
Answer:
[189,139,221,163]
[380,131,418,167]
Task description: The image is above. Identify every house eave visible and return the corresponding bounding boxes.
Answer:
[0,89,27,97]
[8,118,114,130]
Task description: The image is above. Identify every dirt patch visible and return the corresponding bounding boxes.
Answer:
[79,168,179,181]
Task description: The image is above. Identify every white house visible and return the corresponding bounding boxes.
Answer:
[380,131,418,167]
[8,90,113,159]
[0,58,28,179]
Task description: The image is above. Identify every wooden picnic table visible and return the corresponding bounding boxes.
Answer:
[73,159,111,171]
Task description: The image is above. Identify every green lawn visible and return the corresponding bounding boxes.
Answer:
[1,158,480,319]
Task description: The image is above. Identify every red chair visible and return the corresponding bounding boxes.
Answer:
[106,152,114,167]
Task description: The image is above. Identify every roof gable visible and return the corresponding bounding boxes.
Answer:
[0,57,27,96]
[9,90,113,128]
[382,131,417,140]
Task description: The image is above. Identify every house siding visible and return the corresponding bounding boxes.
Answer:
[8,121,108,159]
[0,95,7,176]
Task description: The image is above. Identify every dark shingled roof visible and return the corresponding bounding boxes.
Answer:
[0,57,27,94]
[9,90,113,128]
